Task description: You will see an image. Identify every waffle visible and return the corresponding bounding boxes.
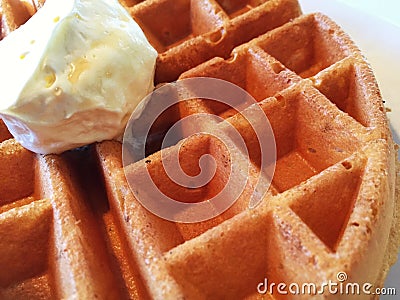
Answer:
[0,0,399,299]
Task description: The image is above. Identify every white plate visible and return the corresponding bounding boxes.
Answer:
[298,0,400,297]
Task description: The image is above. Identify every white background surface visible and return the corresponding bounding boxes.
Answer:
[298,0,399,298]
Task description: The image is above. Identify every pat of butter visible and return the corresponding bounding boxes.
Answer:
[0,0,157,154]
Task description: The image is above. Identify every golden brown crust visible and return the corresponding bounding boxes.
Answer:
[0,0,398,299]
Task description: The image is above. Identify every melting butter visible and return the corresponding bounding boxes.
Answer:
[0,0,157,154]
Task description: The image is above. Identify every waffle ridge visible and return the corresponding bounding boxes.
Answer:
[0,0,399,299]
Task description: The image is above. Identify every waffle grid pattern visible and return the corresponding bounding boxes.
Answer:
[128,0,302,83]
[0,0,398,299]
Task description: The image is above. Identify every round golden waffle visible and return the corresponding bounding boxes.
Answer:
[0,0,399,299]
